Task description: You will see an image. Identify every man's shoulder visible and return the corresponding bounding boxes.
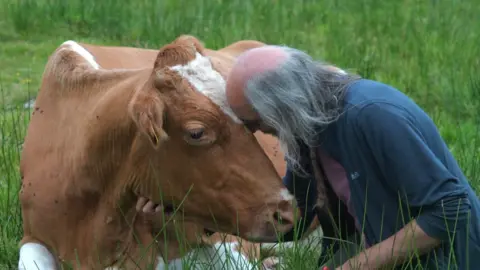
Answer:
[341,79,426,123]
[343,79,413,110]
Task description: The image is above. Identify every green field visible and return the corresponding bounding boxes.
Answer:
[1,0,479,269]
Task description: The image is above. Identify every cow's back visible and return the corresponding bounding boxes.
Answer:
[80,43,159,69]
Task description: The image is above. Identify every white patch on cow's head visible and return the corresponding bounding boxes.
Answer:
[170,53,242,123]
[280,188,294,201]
[61,40,100,70]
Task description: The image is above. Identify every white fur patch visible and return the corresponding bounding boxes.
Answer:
[61,40,100,70]
[280,188,294,201]
[155,242,255,270]
[170,53,242,123]
[18,242,58,270]
[337,68,347,75]
[198,242,255,270]
[326,65,347,75]
[260,224,324,255]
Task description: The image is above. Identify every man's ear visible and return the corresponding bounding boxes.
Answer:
[129,90,168,149]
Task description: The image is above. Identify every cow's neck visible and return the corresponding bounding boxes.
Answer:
[118,138,169,206]
[76,70,161,265]
[77,70,151,221]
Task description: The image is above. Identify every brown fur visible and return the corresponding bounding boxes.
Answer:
[19,35,322,269]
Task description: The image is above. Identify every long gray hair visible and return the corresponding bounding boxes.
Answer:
[244,45,361,173]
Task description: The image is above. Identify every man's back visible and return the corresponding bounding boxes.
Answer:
[323,78,480,269]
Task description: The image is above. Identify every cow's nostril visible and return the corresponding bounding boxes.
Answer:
[204,228,215,236]
[273,210,293,225]
[273,211,281,223]
[272,206,295,227]
[164,204,174,214]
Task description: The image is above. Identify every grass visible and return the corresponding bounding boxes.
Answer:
[0,0,479,268]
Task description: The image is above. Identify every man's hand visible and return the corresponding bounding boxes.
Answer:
[136,196,163,214]
[335,220,441,270]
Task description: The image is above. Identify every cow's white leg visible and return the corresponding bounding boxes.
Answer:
[18,242,58,270]
[155,255,189,270]
[155,252,205,270]
[196,242,255,270]
[155,242,256,270]
[262,256,281,270]
[260,224,324,255]
[155,256,168,270]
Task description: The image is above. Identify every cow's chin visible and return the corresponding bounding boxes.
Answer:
[197,216,292,243]
[201,225,286,243]
[239,226,282,243]
[203,228,215,236]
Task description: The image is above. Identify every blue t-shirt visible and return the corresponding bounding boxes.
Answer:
[282,79,480,269]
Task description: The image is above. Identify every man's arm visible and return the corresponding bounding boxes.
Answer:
[339,103,470,269]
[337,219,439,269]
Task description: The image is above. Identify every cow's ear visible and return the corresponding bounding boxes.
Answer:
[153,68,178,92]
[173,35,206,55]
[129,90,168,149]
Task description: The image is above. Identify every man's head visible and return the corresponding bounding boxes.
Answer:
[226,46,289,134]
[226,45,360,170]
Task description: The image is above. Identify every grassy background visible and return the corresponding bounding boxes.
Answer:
[1,0,479,268]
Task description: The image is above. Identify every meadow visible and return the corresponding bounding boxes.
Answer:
[0,0,479,269]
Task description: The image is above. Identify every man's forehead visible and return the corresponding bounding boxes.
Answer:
[236,46,288,73]
[226,46,288,120]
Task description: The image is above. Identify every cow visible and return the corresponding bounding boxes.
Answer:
[18,35,323,270]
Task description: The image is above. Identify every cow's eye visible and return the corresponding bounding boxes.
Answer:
[188,128,204,140]
[183,121,215,146]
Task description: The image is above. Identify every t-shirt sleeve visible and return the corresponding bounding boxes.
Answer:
[355,102,471,241]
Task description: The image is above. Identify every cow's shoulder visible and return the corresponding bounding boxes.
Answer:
[42,40,101,86]
[217,40,266,57]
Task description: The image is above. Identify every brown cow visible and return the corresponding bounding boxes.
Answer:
[77,38,325,269]
[84,36,329,269]
[18,35,323,270]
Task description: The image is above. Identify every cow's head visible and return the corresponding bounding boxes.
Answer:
[127,36,295,242]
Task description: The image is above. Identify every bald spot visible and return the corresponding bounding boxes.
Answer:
[226,46,288,120]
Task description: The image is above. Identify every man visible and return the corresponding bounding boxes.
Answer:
[139,45,480,269]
